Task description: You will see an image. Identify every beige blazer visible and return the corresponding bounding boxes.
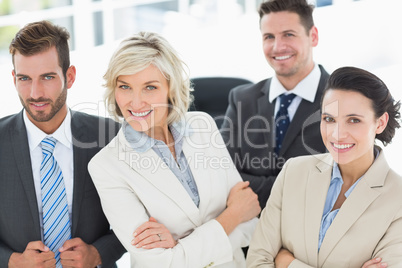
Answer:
[89,112,257,268]
[247,149,402,267]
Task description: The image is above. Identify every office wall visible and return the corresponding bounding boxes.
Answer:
[0,0,401,177]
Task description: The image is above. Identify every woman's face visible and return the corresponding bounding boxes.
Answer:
[320,89,388,169]
[115,64,169,136]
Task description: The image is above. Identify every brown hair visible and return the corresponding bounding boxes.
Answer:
[9,20,71,79]
[323,66,401,146]
[258,0,315,34]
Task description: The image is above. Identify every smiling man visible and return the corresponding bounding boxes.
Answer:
[0,20,125,268]
[221,0,329,210]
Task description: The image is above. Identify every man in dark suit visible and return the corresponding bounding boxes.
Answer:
[0,21,125,267]
[221,0,329,210]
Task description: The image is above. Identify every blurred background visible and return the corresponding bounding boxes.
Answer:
[0,0,401,265]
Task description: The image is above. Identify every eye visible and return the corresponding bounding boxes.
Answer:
[18,76,29,81]
[43,75,54,80]
[349,118,360,123]
[264,34,274,40]
[145,85,156,90]
[285,33,295,37]
[119,84,130,90]
[322,116,334,123]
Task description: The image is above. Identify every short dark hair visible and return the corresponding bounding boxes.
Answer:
[258,0,315,34]
[323,66,401,146]
[9,20,71,79]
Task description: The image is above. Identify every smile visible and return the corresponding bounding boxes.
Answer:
[130,110,152,117]
[274,55,292,61]
[332,143,354,149]
[32,103,46,107]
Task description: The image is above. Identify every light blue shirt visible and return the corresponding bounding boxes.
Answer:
[123,121,200,207]
[318,149,379,250]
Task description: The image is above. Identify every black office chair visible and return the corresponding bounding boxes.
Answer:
[190,76,253,128]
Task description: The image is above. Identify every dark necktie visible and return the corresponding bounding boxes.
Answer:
[275,93,296,155]
[40,137,71,267]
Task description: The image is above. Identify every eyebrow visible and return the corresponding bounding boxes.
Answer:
[144,80,160,85]
[116,79,128,84]
[322,112,365,117]
[262,29,297,37]
[15,73,29,77]
[15,72,58,77]
[116,79,161,85]
[282,29,297,34]
[346,114,364,117]
[40,72,58,77]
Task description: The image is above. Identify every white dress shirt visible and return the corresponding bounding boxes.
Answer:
[23,110,74,238]
[269,63,321,121]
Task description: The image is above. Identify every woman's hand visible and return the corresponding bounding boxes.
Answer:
[274,248,295,268]
[131,217,177,249]
[227,181,261,223]
[362,257,387,268]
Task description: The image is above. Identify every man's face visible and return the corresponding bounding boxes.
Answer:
[260,11,318,81]
[12,46,75,131]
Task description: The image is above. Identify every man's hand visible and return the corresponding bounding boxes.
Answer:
[8,241,56,268]
[226,181,260,223]
[59,238,101,268]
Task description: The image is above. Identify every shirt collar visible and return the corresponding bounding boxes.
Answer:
[123,118,192,153]
[331,162,343,183]
[330,163,355,198]
[23,110,72,151]
[330,147,380,198]
[269,63,321,103]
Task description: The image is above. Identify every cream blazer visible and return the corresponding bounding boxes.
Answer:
[247,149,402,267]
[89,112,257,268]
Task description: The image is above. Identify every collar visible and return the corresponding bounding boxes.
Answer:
[269,63,321,103]
[330,147,381,197]
[331,162,343,183]
[330,162,359,199]
[122,118,192,153]
[23,110,72,151]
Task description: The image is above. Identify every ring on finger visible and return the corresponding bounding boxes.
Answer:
[157,233,162,241]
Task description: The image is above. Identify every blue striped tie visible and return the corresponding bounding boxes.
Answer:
[275,93,296,155]
[40,137,71,267]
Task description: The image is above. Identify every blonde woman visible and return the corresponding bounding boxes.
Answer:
[88,32,260,268]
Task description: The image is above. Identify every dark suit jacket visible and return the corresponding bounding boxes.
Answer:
[221,65,329,209]
[0,110,126,267]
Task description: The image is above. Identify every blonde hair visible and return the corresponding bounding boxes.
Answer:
[104,32,193,124]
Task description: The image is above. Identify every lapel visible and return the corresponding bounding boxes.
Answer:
[257,78,276,152]
[318,148,387,266]
[10,111,41,237]
[280,98,320,155]
[182,134,213,222]
[70,112,89,235]
[280,65,329,156]
[117,130,202,227]
[304,154,333,266]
